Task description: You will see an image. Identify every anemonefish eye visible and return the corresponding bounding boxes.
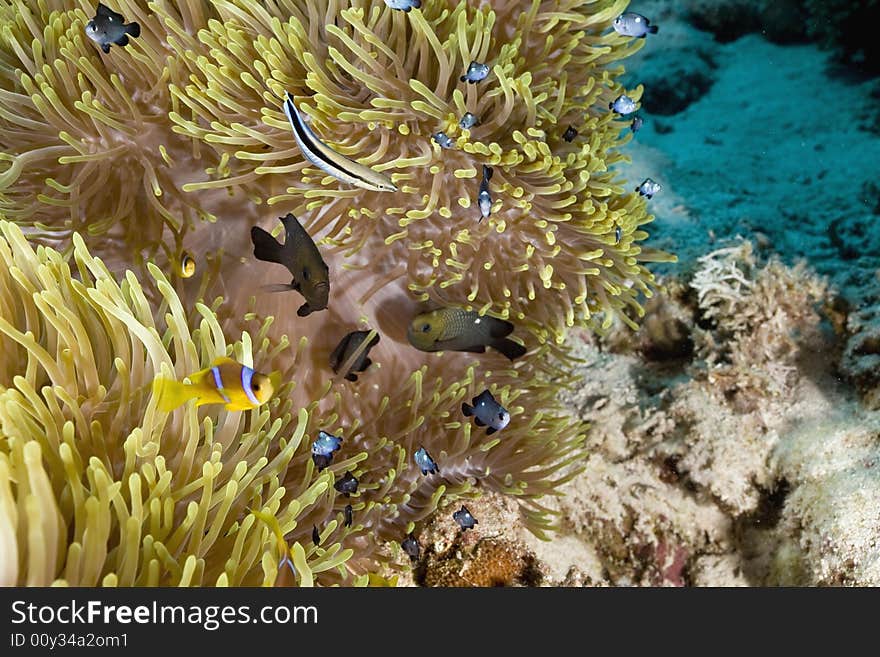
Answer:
[252,382,261,392]
[421,323,431,333]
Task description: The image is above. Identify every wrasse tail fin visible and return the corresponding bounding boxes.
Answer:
[491,338,527,361]
[152,377,199,412]
[251,226,285,264]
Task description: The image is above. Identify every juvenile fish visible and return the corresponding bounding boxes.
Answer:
[609,94,638,115]
[401,534,420,561]
[460,61,490,84]
[563,126,578,142]
[283,91,397,193]
[461,389,510,435]
[615,225,623,244]
[414,447,439,475]
[478,165,493,221]
[329,330,380,382]
[630,116,644,133]
[384,0,421,12]
[432,132,454,149]
[635,178,662,199]
[453,505,477,531]
[85,3,140,54]
[334,471,359,497]
[152,357,280,413]
[344,504,353,527]
[179,251,196,279]
[251,213,330,317]
[407,308,527,361]
[613,12,659,38]
[459,112,480,130]
[312,430,343,471]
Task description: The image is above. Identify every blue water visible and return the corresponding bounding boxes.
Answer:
[620,30,880,305]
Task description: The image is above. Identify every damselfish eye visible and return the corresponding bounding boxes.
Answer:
[302,268,310,281]
[421,323,431,333]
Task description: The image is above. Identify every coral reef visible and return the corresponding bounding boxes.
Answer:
[1,0,668,586]
[532,243,865,586]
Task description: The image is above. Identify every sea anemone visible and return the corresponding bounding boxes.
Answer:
[0,0,667,586]
[167,0,671,342]
[0,221,582,585]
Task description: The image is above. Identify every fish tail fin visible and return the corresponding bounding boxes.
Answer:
[251,226,285,264]
[491,338,527,361]
[461,402,473,417]
[126,21,141,37]
[648,25,658,34]
[483,165,493,181]
[152,377,198,412]
[488,317,515,339]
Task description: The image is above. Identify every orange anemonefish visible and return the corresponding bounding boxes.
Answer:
[152,357,280,412]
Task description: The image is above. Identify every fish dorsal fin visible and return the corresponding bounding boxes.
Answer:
[210,356,238,368]
[96,3,119,19]
[474,389,494,406]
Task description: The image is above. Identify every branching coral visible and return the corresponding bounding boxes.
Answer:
[690,240,827,398]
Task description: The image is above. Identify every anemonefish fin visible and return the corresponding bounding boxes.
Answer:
[152,377,200,412]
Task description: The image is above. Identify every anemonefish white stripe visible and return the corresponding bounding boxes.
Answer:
[240,365,261,406]
[282,91,398,193]
[211,366,232,404]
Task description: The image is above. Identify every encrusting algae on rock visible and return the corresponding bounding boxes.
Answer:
[0,0,671,586]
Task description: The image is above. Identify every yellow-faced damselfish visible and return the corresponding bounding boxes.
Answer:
[406,308,527,361]
[152,357,281,412]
